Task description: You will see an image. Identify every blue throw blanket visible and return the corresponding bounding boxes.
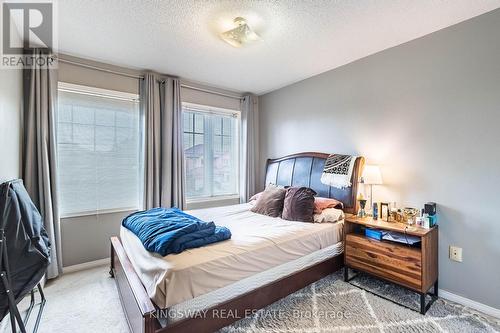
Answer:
[122,207,231,256]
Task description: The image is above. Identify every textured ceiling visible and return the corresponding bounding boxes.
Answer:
[58,0,500,94]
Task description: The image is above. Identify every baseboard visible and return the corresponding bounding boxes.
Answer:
[63,258,110,274]
[439,289,500,319]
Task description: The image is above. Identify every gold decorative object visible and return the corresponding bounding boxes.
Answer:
[403,207,419,225]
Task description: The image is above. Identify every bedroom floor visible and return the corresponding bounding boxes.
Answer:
[1,265,498,333]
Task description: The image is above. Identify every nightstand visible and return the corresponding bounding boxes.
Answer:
[343,214,438,314]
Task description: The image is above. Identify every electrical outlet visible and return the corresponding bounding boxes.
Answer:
[449,246,463,262]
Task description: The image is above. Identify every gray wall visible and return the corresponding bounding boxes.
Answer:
[59,55,243,266]
[61,210,135,266]
[0,69,22,183]
[259,9,500,309]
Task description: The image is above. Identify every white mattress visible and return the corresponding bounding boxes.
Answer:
[120,203,344,310]
[165,241,344,324]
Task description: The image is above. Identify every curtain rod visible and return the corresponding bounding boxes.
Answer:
[58,58,144,79]
[58,58,245,100]
[180,84,243,100]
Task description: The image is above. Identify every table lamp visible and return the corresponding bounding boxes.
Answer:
[361,165,383,214]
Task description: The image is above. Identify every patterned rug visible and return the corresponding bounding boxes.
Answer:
[220,271,500,333]
[1,266,498,332]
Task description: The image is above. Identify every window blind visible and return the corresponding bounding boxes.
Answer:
[57,84,143,217]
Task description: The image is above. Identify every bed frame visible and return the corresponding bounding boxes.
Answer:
[110,152,365,333]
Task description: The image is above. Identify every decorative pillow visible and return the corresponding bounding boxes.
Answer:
[249,191,263,203]
[313,208,344,223]
[250,184,286,217]
[282,187,317,222]
[314,197,343,214]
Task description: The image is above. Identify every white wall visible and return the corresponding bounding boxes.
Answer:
[259,9,500,309]
[0,69,22,183]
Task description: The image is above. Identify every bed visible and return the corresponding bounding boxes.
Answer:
[110,152,365,333]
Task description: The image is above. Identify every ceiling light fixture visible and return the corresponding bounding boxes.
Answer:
[220,17,261,48]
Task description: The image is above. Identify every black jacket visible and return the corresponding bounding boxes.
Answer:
[0,179,51,320]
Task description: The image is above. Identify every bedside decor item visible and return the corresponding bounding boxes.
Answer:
[424,202,437,216]
[344,215,438,314]
[421,203,438,229]
[380,202,390,221]
[372,202,379,220]
[361,165,383,214]
[320,154,358,189]
[416,216,424,227]
[403,207,419,225]
[394,210,404,222]
[358,198,367,217]
[365,228,384,241]
[387,205,404,223]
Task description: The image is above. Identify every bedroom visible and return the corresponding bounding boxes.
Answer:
[0,1,499,332]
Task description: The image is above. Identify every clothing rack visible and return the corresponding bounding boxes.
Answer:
[57,58,244,100]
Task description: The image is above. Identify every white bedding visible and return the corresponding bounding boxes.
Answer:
[120,203,344,309]
[164,241,344,324]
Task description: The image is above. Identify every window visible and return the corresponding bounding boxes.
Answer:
[183,103,239,200]
[57,83,143,217]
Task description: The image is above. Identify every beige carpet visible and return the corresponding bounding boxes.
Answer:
[0,265,129,333]
[1,265,498,333]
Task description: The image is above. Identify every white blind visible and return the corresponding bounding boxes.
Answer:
[57,85,143,217]
[183,104,239,200]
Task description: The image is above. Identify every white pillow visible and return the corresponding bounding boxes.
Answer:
[313,208,344,223]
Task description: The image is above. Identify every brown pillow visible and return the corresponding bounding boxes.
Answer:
[282,187,317,222]
[250,184,286,217]
[249,191,262,202]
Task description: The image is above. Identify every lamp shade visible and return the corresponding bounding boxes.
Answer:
[362,165,383,185]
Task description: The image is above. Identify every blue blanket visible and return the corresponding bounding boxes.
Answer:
[122,207,231,256]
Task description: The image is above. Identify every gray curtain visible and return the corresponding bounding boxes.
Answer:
[22,50,62,279]
[142,73,185,209]
[240,95,258,202]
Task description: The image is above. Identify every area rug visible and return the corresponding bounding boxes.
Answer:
[1,266,498,332]
[220,271,500,333]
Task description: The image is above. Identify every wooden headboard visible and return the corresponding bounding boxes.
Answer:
[265,152,365,214]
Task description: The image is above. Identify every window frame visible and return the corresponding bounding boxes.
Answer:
[57,82,142,218]
[182,102,241,204]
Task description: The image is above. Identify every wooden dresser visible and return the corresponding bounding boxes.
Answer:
[343,215,438,314]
